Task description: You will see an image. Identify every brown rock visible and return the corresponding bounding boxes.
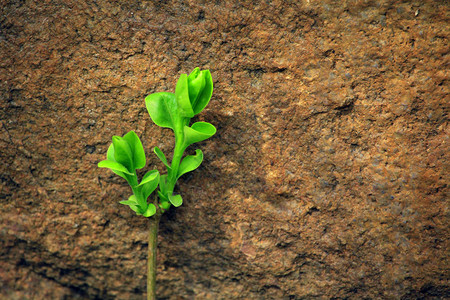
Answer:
[1,0,448,299]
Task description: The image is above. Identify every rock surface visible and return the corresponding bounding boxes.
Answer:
[1,0,448,299]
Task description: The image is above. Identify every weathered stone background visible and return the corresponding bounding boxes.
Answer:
[1,0,448,299]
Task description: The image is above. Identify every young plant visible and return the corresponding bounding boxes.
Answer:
[98,68,215,300]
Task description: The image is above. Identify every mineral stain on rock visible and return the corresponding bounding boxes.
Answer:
[0,1,448,299]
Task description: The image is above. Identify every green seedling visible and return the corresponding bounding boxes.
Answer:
[98,68,215,299]
[98,130,160,217]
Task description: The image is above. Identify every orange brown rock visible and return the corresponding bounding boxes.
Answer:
[1,0,448,299]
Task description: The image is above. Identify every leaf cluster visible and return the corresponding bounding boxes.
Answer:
[98,68,215,217]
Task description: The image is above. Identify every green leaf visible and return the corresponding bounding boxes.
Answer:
[183,122,216,148]
[119,194,138,206]
[103,144,127,179]
[123,131,146,169]
[177,149,203,179]
[159,200,171,210]
[129,205,142,215]
[106,143,115,161]
[158,175,168,196]
[143,204,156,217]
[190,69,213,115]
[112,136,134,172]
[145,92,178,130]
[158,190,169,202]
[154,147,170,169]
[175,73,195,118]
[135,193,148,211]
[120,195,143,215]
[168,194,183,207]
[98,160,134,175]
[156,177,171,208]
[187,68,204,109]
[142,184,158,202]
[139,170,160,200]
[138,170,159,186]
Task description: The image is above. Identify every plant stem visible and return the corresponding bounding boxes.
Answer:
[167,132,184,193]
[147,213,161,300]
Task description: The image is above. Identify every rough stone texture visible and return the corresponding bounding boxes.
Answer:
[1,0,449,299]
